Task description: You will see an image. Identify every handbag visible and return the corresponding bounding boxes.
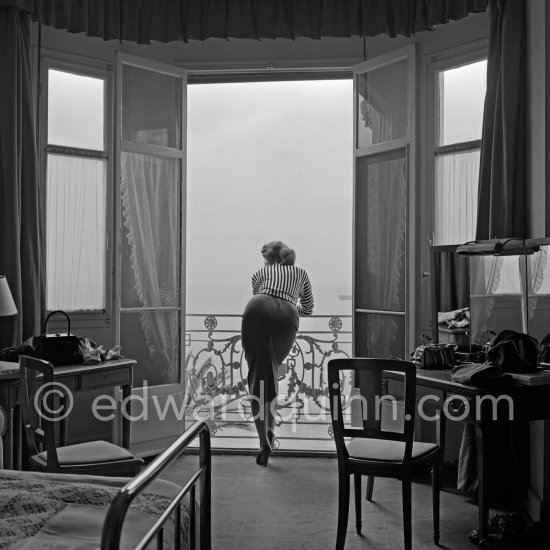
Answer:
[485,330,539,373]
[32,310,83,366]
[410,335,456,370]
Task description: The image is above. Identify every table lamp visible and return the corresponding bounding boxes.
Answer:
[0,275,17,317]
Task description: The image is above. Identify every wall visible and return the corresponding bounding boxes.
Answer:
[34,13,490,349]
[527,0,547,239]
[30,4,550,525]
[526,0,550,526]
[32,13,489,439]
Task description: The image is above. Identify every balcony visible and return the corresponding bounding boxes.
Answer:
[185,313,352,451]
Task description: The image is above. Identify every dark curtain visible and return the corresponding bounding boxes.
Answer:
[0,2,44,348]
[475,0,526,240]
[36,0,488,43]
[438,252,469,312]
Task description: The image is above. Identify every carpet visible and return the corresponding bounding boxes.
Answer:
[160,453,481,550]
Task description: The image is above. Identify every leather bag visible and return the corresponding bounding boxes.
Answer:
[410,336,456,370]
[32,310,83,366]
[485,330,539,373]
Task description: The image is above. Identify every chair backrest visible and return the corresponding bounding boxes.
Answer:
[328,357,417,463]
[19,355,65,470]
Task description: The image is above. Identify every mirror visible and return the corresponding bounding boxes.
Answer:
[430,245,470,345]
[526,244,550,343]
[431,239,550,348]
[468,255,527,345]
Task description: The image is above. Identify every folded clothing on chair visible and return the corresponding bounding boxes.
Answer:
[450,363,513,386]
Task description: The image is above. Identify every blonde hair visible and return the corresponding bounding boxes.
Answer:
[279,247,296,266]
[261,241,296,265]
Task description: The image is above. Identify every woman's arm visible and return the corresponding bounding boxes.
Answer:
[297,273,314,317]
[251,269,262,295]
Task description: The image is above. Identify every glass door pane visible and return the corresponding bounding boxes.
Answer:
[116,55,186,388]
[355,151,407,313]
[353,47,414,359]
[120,153,182,384]
[355,150,407,358]
[356,58,408,148]
[121,65,182,149]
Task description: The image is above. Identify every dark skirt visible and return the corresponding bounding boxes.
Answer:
[241,293,299,403]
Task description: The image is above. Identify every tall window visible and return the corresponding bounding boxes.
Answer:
[45,66,109,312]
[186,78,353,316]
[434,58,487,245]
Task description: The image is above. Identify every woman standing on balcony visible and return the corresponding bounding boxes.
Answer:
[241,240,314,466]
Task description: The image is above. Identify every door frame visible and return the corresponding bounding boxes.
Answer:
[352,45,417,357]
[113,52,188,455]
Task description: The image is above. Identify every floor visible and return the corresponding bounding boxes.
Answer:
[161,453,490,550]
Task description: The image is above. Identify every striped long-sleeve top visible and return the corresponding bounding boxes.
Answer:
[251,264,314,317]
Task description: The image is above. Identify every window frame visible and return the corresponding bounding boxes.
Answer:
[425,40,488,246]
[418,40,488,334]
[40,54,113,327]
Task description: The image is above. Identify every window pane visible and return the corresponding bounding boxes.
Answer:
[355,312,406,359]
[355,151,407,312]
[120,152,181,309]
[527,246,550,342]
[46,154,106,311]
[48,69,104,150]
[120,310,180,385]
[121,65,181,148]
[357,58,408,147]
[438,60,487,145]
[434,150,480,245]
[469,256,525,344]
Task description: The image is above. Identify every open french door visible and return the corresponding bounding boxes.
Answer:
[353,46,417,358]
[113,53,187,456]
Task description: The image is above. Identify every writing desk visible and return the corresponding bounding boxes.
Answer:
[0,358,136,470]
[384,368,550,546]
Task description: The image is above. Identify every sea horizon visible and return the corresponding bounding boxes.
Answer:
[186,284,352,317]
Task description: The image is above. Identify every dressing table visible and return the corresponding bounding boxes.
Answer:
[0,358,136,469]
[427,238,550,545]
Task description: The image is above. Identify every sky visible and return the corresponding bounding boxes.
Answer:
[186,79,354,294]
[441,60,487,145]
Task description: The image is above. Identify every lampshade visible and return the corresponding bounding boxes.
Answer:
[0,275,17,317]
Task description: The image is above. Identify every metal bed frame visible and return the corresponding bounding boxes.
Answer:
[101,421,211,550]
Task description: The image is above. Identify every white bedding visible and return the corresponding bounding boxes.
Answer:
[0,469,190,549]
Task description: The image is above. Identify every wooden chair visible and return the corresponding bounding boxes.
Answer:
[19,355,143,476]
[328,357,441,550]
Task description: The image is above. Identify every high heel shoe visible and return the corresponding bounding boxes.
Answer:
[256,443,271,466]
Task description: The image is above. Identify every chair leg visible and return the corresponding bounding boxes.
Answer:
[354,474,362,534]
[432,464,441,545]
[336,471,350,550]
[402,479,412,550]
[366,475,375,501]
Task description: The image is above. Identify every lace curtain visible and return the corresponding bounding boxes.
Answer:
[434,150,480,246]
[120,152,180,380]
[364,156,407,358]
[46,154,106,311]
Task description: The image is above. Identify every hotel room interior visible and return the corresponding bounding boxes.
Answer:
[1,0,550,548]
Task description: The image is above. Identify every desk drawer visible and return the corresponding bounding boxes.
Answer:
[78,369,131,391]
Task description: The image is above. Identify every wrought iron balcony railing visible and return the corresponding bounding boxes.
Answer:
[184,313,352,447]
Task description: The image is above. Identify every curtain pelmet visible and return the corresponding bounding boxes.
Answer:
[0,6,44,347]
[36,0,488,44]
